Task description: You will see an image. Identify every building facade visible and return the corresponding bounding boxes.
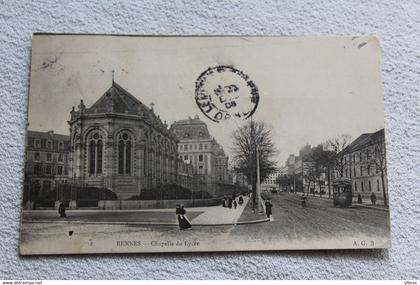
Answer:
[261,172,280,192]
[24,130,70,199]
[170,115,229,194]
[68,81,180,199]
[339,129,388,202]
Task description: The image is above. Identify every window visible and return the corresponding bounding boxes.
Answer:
[46,153,52,162]
[57,165,63,175]
[354,182,357,192]
[34,165,41,175]
[118,132,132,175]
[184,155,188,161]
[366,149,370,159]
[184,144,188,151]
[45,165,52,175]
[199,144,203,150]
[198,165,203,174]
[43,180,51,192]
[368,181,372,192]
[204,144,208,150]
[189,144,192,150]
[345,168,348,177]
[377,180,380,192]
[88,131,103,175]
[47,140,52,149]
[34,152,40,161]
[59,141,64,150]
[361,181,364,192]
[199,154,203,162]
[367,165,371,175]
[195,144,197,150]
[360,166,363,176]
[354,168,356,177]
[344,157,347,164]
[58,153,63,162]
[353,155,355,163]
[35,139,41,148]
[359,152,362,161]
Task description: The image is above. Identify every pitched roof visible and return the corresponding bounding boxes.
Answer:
[27,130,69,141]
[343,129,385,153]
[86,81,151,116]
[80,81,173,136]
[170,115,211,140]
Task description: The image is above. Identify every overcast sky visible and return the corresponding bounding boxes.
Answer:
[28,35,385,166]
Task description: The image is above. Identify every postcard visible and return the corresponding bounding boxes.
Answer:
[20,35,390,254]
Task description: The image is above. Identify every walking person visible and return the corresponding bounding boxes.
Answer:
[238,196,244,206]
[233,200,237,209]
[58,201,66,218]
[357,193,363,204]
[176,204,192,230]
[370,192,377,206]
[265,199,273,219]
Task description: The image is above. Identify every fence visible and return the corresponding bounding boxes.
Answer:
[98,198,222,210]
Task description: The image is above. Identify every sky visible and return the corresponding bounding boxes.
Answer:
[27,35,385,166]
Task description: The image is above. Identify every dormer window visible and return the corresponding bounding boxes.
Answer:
[184,133,189,138]
[47,140,52,149]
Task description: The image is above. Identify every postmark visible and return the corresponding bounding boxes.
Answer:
[195,65,259,123]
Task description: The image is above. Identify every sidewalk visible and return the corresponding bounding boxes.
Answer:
[290,192,389,211]
[22,196,270,226]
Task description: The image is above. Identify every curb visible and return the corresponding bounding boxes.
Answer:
[22,217,270,227]
[290,193,389,212]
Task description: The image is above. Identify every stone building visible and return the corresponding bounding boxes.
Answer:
[68,80,180,199]
[24,130,70,198]
[170,115,229,194]
[339,129,388,203]
[261,172,280,192]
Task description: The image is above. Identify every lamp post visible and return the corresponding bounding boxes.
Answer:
[256,146,262,214]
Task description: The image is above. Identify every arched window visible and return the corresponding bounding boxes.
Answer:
[118,132,133,175]
[88,131,103,175]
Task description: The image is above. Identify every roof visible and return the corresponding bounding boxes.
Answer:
[27,130,69,141]
[170,115,211,140]
[343,129,385,154]
[75,81,174,137]
[86,81,151,116]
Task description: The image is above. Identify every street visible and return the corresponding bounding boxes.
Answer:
[20,193,390,254]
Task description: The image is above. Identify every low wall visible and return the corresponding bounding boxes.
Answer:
[98,198,222,210]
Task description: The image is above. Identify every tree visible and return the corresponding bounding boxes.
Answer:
[326,134,352,178]
[309,144,335,198]
[231,120,277,207]
[372,132,388,207]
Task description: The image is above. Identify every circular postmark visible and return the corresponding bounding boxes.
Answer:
[195,66,259,123]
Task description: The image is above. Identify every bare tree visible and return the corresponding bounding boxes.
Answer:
[372,132,388,207]
[231,120,277,207]
[309,144,335,198]
[326,134,352,178]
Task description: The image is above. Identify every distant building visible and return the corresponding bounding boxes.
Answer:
[339,129,388,202]
[24,130,70,199]
[170,115,229,194]
[261,172,280,192]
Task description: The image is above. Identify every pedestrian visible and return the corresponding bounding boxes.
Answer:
[357,193,363,204]
[233,200,237,209]
[228,197,232,208]
[58,201,66,218]
[176,204,191,230]
[370,192,377,205]
[222,196,227,207]
[265,199,273,218]
[238,196,244,206]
